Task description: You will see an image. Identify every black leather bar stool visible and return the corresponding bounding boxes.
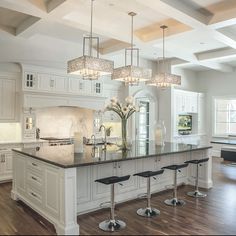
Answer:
[95,175,130,232]
[185,158,209,198]
[161,163,189,206]
[133,169,164,217]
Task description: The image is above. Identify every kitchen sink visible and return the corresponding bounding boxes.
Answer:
[85,142,115,146]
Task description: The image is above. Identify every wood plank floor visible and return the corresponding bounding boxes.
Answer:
[0,157,236,235]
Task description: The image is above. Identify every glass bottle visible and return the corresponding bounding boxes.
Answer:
[155,120,166,146]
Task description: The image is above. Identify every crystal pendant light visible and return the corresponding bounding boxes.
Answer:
[146,25,181,88]
[112,12,152,86]
[67,0,114,80]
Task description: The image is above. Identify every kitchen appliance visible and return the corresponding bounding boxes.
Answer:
[40,137,73,146]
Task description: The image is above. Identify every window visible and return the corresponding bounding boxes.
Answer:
[214,98,236,136]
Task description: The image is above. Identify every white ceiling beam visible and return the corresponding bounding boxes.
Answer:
[16,16,41,36]
[0,24,15,36]
[196,47,236,61]
[47,0,67,13]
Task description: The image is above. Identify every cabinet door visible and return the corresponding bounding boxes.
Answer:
[51,75,68,93]
[44,165,60,218]
[116,160,138,194]
[38,73,52,92]
[190,93,198,113]
[92,163,115,200]
[77,166,91,204]
[92,81,103,96]
[198,93,205,134]
[69,78,80,94]
[3,153,12,176]
[24,72,37,90]
[1,79,16,120]
[15,154,26,195]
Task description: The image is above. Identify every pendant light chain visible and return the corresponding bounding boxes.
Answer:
[89,0,94,57]
[131,13,134,66]
[161,25,168,73]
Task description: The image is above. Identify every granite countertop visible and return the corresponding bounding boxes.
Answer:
[0,139,47,145]
[211,139,236,145]
[12,141,212,169]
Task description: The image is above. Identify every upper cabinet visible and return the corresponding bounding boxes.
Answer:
[38,74,68,93]
[0,78,17,121]
[174,90,198,114]
[23,68,105,98]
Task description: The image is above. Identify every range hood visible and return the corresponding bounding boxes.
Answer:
[23,93,106,110]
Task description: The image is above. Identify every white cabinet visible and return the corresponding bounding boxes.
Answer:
[174,90,198,114]
[0,149,13,182]
[38,73,68,93]
[92,81,103,96]
[69,78,92,95]
[0,78,16,121]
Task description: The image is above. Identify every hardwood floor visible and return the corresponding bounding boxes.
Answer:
[0,157,236,235]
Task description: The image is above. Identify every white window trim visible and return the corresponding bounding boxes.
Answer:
[212,95,236,138]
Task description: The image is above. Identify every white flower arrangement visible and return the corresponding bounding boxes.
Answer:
[106,96,139,120]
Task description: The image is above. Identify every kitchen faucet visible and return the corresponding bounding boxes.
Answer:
[99,125,107,150]
[91,134,96,148]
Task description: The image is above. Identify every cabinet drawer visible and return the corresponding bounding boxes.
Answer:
[27,170,43,190]
[26,185,43,206]
[27,159,43,174]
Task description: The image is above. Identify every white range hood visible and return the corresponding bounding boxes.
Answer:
[23,93,106,110]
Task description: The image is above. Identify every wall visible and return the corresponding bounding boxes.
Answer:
[0,123,21,142]
[35,107,94,138]
[197,70,236,138]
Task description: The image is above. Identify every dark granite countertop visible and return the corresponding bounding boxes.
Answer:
[12,141,212,169]
[211,139,236,145]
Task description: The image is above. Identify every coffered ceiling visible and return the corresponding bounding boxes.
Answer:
[0,0,236,72]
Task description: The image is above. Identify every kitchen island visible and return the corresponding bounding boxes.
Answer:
[11,142,212,235]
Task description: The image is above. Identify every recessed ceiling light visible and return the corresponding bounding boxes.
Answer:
[200,42,205,45]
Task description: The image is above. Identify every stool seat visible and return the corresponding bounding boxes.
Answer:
[134,169,164,178]
[95,175,130,185]
[162,163,188,171]
[185,158,209,165]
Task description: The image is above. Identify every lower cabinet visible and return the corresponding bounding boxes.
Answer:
[13,153,60,219]
[0,149,13,182]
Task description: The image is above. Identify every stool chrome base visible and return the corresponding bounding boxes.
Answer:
[187,191,207,198]
[137,207,160,217]
[164,198,185,206]
[99,219,126,232]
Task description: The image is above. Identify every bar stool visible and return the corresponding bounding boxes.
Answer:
[185,158,209,198]
[133,169,164,217]
[95,175,130,232]
[161,163,189,206]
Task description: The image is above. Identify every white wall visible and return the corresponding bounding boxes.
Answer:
[197,70,236,138]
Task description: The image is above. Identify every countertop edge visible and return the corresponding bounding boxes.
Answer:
[12,146,212,169]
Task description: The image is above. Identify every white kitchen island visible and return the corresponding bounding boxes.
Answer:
[11,142,212,235]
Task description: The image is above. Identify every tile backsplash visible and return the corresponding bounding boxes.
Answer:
[36,107,94,138]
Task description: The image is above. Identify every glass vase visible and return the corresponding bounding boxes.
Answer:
[155,120,166,146]
[121,118,129,150]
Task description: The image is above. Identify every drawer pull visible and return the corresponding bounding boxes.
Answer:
[31,176,37,181]
[31,192,38,198]
[32,163,37,167]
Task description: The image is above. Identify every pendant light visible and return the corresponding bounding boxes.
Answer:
[67,0,114,80]
[146,25,181,88]
[112,12,152,86]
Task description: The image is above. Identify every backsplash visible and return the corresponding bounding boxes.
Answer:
[35,107,94,138]
[0,123,21,142]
